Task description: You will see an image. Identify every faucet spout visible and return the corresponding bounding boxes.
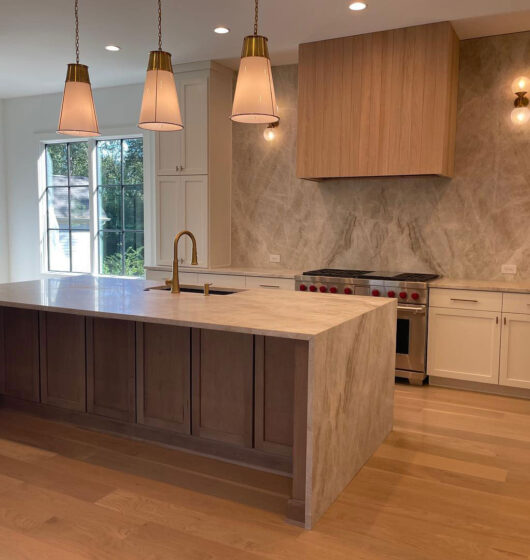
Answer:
[171,230,199,294]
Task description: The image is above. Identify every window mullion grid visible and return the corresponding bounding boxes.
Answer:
[121,139,125,276]
[67,143,73,273]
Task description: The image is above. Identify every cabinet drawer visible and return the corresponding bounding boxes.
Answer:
[197,273,246,289]
[145,270,199,286]
[245,276,295,291]
[429,288,502,312]
[502,293,530,315]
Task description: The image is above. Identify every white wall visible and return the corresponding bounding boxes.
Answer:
[0,99,9,283]
[3,83,147,281]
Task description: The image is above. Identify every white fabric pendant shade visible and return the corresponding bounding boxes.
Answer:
[138,51,183,132]
[57,64,100,137]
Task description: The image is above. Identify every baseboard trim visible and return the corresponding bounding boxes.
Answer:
[429,376,530,400]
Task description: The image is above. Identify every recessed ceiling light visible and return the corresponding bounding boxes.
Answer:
[349,2,367,10]
[105,45,120,52]
[214,27,230,34]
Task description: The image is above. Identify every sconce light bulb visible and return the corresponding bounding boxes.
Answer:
[511,76,529,94]
[511,106,530,125]
[263,126,276,141]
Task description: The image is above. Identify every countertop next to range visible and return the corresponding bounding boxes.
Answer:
[430,278,530,294]
[0,276,394,340]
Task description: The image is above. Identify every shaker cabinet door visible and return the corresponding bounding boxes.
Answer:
[192,329,253,447]
[0,307,40,402]
[156,74,208,176]
[499,313,530,390]
[427,308,501,384]
[86,317,136,422]
[136,323,191,433]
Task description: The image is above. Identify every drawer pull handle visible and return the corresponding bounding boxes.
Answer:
[260,284,280,289]
[450,298,479,303]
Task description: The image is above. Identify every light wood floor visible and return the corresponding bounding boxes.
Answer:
[0,383,529,559]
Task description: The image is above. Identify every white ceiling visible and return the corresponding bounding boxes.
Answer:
[1,0,529,99]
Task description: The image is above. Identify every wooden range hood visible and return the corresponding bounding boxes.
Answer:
[296,21,459,180]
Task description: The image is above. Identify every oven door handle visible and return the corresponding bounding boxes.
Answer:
[397,305,426,315]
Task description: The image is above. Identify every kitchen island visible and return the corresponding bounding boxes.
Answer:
[0,276,396,528]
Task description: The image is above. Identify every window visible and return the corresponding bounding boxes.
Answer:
[97,139,144,276]
[43,137,144,277]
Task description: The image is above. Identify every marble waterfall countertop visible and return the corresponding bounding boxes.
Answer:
[0,276,395,340]
[430,278,530,294]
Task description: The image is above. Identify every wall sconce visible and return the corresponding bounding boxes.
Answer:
[511,76,529,125]
[263,120,279,142]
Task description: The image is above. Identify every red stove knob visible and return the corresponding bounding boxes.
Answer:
[372,289,380,297]
[411,292,420,300]
[344,287,353,295]
[388,290,396,298]
[319,285,328,293]
[329,287,337,294]
[399,292,407,299]
[309,285,317,292]
[299,284,307,291]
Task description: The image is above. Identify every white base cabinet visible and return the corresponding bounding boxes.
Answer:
[500,313,530,389]
[428,288,530,391]
[428,308,501,384]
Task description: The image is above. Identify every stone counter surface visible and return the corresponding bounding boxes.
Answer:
[430,278,530,294]
[0,276,394,340]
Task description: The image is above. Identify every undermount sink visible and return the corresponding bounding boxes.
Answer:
[144,285,237,296]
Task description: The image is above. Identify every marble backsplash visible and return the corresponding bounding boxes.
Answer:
[231,31,530,280]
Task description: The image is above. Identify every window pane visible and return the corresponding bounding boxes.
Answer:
[48,230,70,271]
[123,138,143,185]
[69,142,89,185]
[71,231,91,273]
[47,187,69,229]
[124,186,144,231]
[98,186,122,230]
[46,144,68,186]
[124,232,144,277]
[99,232,123,275]
[97,140,121,185]
[70,187,90,230]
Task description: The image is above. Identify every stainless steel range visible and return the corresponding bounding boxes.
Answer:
[294,269,439,385]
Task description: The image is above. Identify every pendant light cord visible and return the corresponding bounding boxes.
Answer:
[158,0,163,50]
[254,0,259,35]
[75,0,80,64]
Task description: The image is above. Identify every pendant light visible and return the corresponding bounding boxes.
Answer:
[57,0,100,137]
[230,0,279,124]
[138,0,183,131]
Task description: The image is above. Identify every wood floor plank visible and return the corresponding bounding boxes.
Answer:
[0,384,529,559]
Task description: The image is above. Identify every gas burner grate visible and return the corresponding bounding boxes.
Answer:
[302,269,373,278]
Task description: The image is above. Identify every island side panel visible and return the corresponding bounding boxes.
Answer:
[307,302,396,528]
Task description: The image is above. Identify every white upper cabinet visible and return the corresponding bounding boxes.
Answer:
[152,61,233,269]
[428,307,501,384]
[156,74,208,176]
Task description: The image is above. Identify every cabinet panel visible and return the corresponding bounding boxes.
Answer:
[255,337,295,456]
[297,21,459,179]
[500,313,530,389]
[245,276,295,291]
[502,293,530,315]
[192,329,253,447]
[197,273,245,289]
[87,317,136,422]
[156,175,208,268]
[430,288,502,312]
[40,312,86,411]
[0,307,40,402]
[137,323,191,433]
[427,308,500,384]
[156,131,184,175]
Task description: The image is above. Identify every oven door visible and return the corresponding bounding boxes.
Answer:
[395,304,427,373]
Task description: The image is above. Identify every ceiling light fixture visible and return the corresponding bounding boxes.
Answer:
[105,45,120,51]
[349,2,367,11]
[214,27,230,34]
[511,76,529,125]
[138,0,183,131]
[57,0,100,137]
[230,0,279,124]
